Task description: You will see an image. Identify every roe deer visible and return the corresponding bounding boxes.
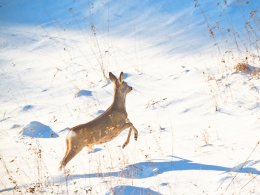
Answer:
[60,72,138,170]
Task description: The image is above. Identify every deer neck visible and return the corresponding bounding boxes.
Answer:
[112,90,127,111]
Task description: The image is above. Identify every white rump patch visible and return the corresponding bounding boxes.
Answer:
[67,130,77,138]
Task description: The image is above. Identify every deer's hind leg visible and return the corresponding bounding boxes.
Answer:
[60,138,70,170]
[60,137,84,170]
[60,143,83,169]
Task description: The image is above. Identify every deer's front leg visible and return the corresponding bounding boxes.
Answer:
[122,128,132,149]
[121,120,139,148]
[124,118,138,140]
[131,125,138,141]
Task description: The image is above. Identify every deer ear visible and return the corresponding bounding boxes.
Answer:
[109,72,117,83]
[119,72,124,83]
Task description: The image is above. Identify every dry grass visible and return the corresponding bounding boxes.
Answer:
[234,63,260,78]
[252,70,260,78]
[234,63,249,73]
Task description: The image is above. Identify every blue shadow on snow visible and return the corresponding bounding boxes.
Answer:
[105,185,162,195]
[75,90,92,97]
[66,156,260,181]
[20,121,58,138]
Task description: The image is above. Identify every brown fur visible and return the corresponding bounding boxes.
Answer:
[60,72,138,170]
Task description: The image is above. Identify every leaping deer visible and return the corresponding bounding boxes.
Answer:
[60,72,138,170]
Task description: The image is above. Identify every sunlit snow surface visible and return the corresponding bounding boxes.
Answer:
[0,0,260,194]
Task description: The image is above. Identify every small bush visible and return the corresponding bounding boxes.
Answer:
[234,63,249,72]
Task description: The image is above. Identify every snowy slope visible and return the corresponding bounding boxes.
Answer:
[1,1,260,194]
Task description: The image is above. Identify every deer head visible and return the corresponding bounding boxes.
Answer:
[109,72,132,110]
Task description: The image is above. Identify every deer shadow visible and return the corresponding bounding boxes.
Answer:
[63,156,260,182]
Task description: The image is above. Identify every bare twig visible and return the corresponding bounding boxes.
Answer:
[225,140,260,191]
[240,175,257,191]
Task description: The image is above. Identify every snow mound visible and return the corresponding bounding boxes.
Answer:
[75,90,92,97]
[105,185,162,195]
[22,105,34,112]
[20,121,58,138]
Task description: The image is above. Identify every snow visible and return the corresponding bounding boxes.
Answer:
[20,121,59,138]
[1,0,260,194]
